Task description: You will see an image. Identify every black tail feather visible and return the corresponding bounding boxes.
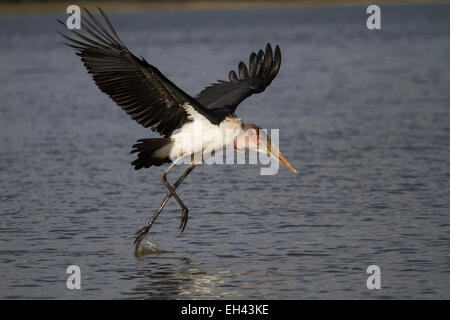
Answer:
[131,138,172,170]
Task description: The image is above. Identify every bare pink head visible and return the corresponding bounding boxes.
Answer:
[233,123,297,173]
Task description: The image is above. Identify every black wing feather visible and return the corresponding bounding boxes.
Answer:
[196,43,281,111]
[59,7,215,137]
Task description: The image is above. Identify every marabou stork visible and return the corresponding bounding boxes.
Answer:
[59,8,297,250]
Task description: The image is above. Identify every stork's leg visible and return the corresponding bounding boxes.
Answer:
[134,163,195,250]
[161,164,196,232]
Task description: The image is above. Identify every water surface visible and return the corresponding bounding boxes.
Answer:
[0,4,449,299]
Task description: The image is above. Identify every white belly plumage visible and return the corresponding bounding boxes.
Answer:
[155,103,243,162]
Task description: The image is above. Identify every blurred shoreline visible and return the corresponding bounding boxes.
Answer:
[1,0,449,15]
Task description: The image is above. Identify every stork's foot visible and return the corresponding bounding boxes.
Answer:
[180,208,189,232]
[134,225,150,250]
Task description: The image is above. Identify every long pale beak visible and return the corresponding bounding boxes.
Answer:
[258,136,298,174]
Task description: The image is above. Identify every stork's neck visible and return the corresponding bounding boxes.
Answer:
[219,116,243,147]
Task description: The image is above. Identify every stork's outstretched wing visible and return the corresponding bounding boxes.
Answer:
[196,44,281,111]
[58,7,215,137]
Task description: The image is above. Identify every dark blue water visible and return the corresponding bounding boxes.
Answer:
[0,4,449,299]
